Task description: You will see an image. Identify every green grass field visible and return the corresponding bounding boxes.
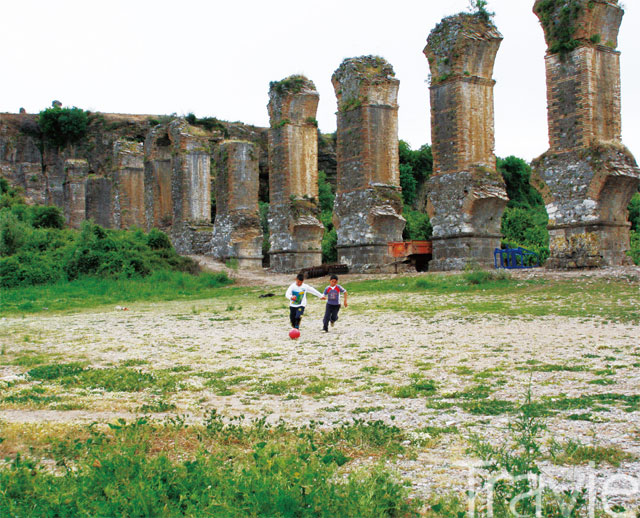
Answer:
[1,269,639,517]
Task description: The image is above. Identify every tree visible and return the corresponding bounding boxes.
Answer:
[38,104,89,148]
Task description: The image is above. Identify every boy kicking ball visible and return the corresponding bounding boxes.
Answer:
[285,273,325,331]
[322,275,348,332]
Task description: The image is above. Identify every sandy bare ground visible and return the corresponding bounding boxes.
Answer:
[1,262,639,501]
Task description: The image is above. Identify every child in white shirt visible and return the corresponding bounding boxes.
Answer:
[285,273,325,329]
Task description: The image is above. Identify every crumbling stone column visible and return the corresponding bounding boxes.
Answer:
[168,119,214,254]
[85,176,113,228]
[267,75,323,272]
[424,14,508,271]
[532,0,639,267]
[331,56,405,272]
[63,158,88,228]
[211,140,263,268]
[44,153,65,209]
[144,125,174,231]
[113,140,145,229]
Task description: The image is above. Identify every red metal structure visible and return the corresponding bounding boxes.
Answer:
[387,240,433,271]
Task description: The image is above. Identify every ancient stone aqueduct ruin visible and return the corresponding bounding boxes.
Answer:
[1,0,638,272]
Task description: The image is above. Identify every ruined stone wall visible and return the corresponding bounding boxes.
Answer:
[0,112,271,256]
[211,140,263,268]
[532,0,639,268]
[267,75,323,272]
[424,13,507,271]
[331,56,405,272]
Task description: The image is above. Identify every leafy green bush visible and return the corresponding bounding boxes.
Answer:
[259,201,270,257]
[628,191,640,231]
[0,210,28,256]
[402,209,432,240]
[38,105,89,148]
[0,418,418,518]
[30,205,65,229]
[500,206,550,262]
[146,228,172,250]
[498,156,544,209]
[628,230,639,265]
[318,171,338,263]
[0,177,23,208]
[497,156,549,262]
[0,201,200,289]
[398,141,432,208]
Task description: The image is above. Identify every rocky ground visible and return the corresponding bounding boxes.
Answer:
[1,261,639,507]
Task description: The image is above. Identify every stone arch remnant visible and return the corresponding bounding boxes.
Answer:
[267,75,324,272]
[211,140,263,269]
[532,0,639,268]
[424,13,508,271]
[331,56,405,272]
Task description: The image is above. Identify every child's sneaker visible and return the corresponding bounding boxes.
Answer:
[330,320,335,327]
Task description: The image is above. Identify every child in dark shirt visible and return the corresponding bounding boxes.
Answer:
[322,275,348,332]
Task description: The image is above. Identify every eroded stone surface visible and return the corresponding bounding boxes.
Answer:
[331,56,405,272]
[532,0,640,268]
[267,75,323,272]
[424,14,507,271]
[211,141,263,268]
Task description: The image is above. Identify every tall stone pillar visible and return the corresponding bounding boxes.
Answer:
[113,140,145,229]
[532,0,639,267]
[424,14,508,271]
[85,176,113,228]
[211,140,263,268]
[63,158,88,228]
[267,75,324,272]
[168,119,214,254]
[144,125,174,231]
[331,56,405,272]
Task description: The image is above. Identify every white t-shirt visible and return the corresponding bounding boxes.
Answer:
[285,282,323,307]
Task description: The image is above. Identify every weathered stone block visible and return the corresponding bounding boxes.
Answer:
[532,0,639,268]
[85,176,113,228]
[211,140,263,269]
[331,56,405,271]
[113,140,145,229]
[267,75,324,272]
[144,125,174,231]
[167,119,214,254]
[63,158,89,228]
[424,14,507,271]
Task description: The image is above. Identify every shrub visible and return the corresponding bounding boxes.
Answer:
[259,201,270,256]
[0,211,28,256]
[398,141,432,209]
[402,209,432,240]
[30,205,65,229]
[628,230,639,265]
[38,105,89,148]
[628,191,640,232]
[497,156,544,209]
[318,171,337,263]
[500,206,550,262]
[146,228,172,250]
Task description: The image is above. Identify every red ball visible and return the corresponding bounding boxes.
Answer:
[289,328,301,340]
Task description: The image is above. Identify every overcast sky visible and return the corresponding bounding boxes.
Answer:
[1,0,638,162]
